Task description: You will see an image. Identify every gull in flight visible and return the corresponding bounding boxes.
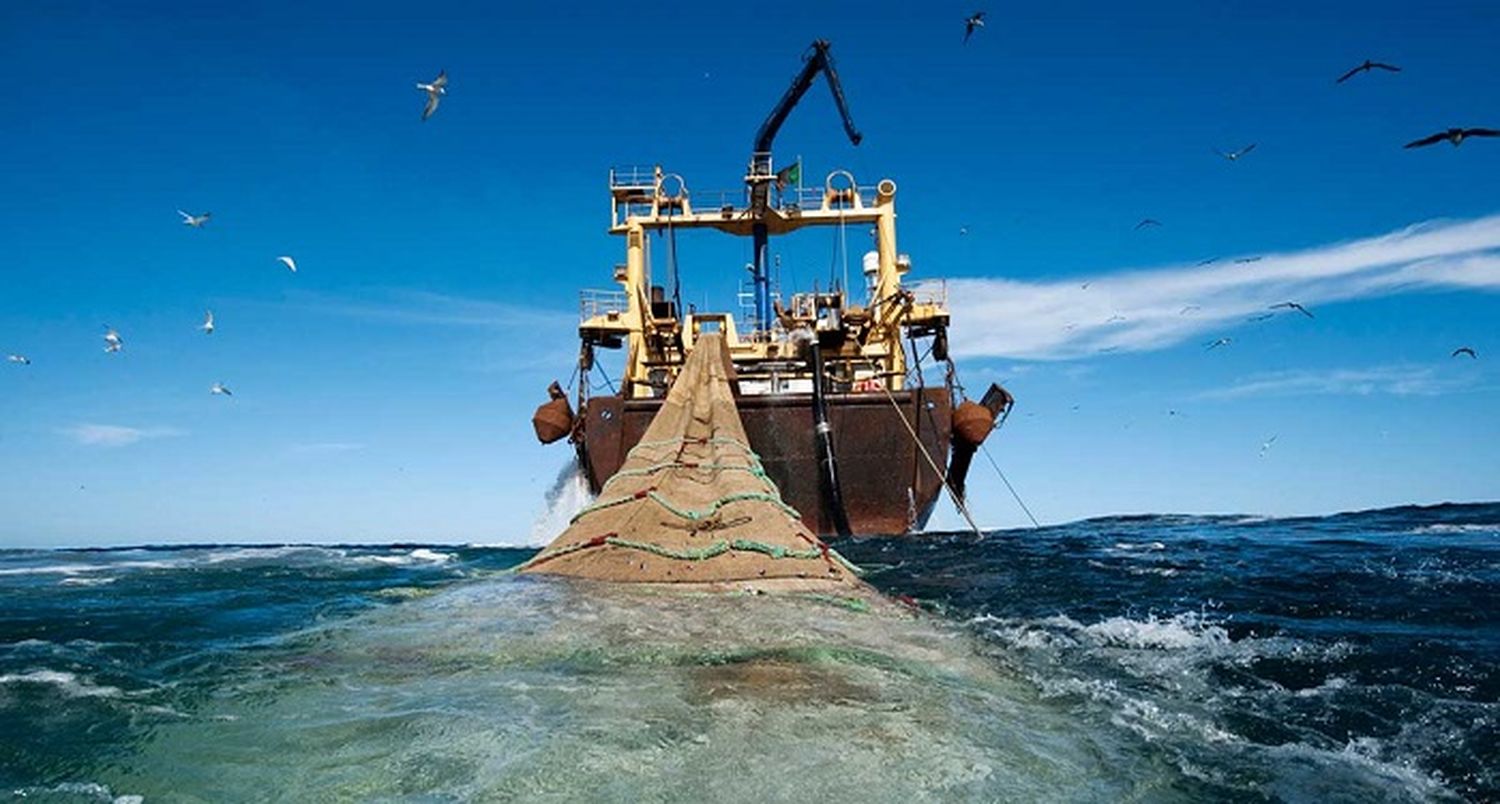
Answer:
[1135,218,1162,230]
[1179,305,1201,315]
[1452,347,1478,359]
[1206,337,1233,350]
[277,256,297,273]
[1235,256,1263,263]
[103,327,123,354]
[1270,301,1314,318]
[210,382,233,396]
[1260,435,1277,457]
[964,11,986,44]
[1214,143,1257,161]
[6,354,29,365]
[1404,128,1500,149]
[177,210,211,228]
[201,310,215,335]
[1246,313,1276,323]
[1336,59,1401,84]
[416,70,448,121]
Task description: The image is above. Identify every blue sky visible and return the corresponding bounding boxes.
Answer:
[1,1,1497,546]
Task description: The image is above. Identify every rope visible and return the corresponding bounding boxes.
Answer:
[569,489,801,526]
[518,534,863,573]
[876,384,984,538]
[980,442,1041,530]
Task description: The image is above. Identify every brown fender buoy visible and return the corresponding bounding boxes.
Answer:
[532,381,574,444]
[953,400,996,446]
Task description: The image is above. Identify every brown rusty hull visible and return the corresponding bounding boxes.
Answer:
[578,388,953,536]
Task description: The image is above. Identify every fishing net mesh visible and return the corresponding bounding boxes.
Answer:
[520,334,864,588]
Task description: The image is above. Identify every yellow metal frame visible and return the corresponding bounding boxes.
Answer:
[581,166,949,399]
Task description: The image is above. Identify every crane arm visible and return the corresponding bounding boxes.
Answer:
[752,39,863,156]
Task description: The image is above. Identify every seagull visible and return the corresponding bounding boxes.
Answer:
[1206,337,1232,350]
[1179,305,1201,315]
[1246,313,1276,322]
[1080,282,1091,290]
[1260,435,1277,457]
[1214,143,1257,161]
[6,354,29,365]
[277,255,297,273]
[1270,301,1314,318]
[1336,59,1401,83]
[177,210,211,228]
[1135,218,1162,230]
[1452,346,1478,359]
[1105,314,1126,323]
[1234,256,1263,263]
[201,310,215,335]
[210,382,233,396]
[1196,257,1219,266]
[964,11,986,44]
[103,327,123,354]
[959,225,969,236]
[416,70,447,121]
[1404,128,1500,149]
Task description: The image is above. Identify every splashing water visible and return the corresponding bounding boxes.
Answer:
[526,459,594,546]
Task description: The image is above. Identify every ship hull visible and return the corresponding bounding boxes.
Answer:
[578,388,953,536]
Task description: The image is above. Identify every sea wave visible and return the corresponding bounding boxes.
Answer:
[0,670,122,699]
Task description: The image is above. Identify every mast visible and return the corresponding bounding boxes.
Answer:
[746,40,862,334]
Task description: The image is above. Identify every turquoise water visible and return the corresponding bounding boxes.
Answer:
[2,503,1496,801]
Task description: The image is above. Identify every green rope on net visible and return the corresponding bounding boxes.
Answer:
[521,533,863,574]
[571,488,802,526]
[728,539,822,560]
[646,491,803,523]
[603,536,730,561]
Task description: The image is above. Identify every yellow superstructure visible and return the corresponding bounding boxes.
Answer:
[578,164,950,401]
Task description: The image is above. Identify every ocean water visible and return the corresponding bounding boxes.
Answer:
[0,504,1495,802]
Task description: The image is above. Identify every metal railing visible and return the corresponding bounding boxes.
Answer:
[609,166,657,188]
[579,289,628,322]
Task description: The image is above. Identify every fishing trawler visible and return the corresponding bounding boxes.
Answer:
[532,41,1011,537]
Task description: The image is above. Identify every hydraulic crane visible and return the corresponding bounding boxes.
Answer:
[745,40,862,334]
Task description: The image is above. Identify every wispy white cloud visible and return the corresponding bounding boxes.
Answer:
[1197,365,1476,401]
[62,424,185,447]
[920,214,1500,360]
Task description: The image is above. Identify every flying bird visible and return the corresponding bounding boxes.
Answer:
[1214,143,1257,161]
[1336,59,1401,83]
[1234,256,1263,263]
[964,11,986,43]
[103,327,123,354]
[6,354,29,365]
[1270,301,1314,318]
[1246,313,1275,323]
[1452,347,1478,359]
[1179,305,1201,315]
[1260,435,1278,457]
[1196,257,1218,266]
[1206,337,1233,350]
[416,70,448,121]
[1404,128,1500,149]
[1105,314,1126,323]
[210,382,233,396]
[959,225,969,236]
[177,210,211,228]
[1135,218,1162,230]
[277,255,297,273]
[201,310,215,335]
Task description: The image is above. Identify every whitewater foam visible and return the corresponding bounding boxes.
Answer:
[0,670,122,698]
